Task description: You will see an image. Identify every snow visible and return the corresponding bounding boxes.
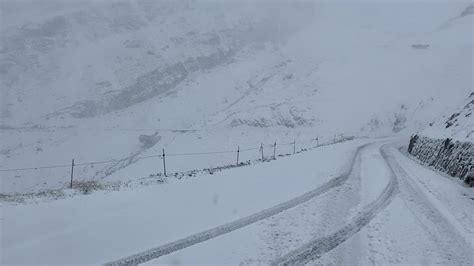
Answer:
[1,139,369,265]
[314,142,474,265]
[421,93,474,142]
[1,1,474,265]
[4,139,472,265]
[142,141,393,265]
[134,140,472,265]
[1,1,473,195]
[395,146,474,247]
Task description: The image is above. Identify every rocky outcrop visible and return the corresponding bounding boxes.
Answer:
[51,49,235,118]
[408,135,473,179]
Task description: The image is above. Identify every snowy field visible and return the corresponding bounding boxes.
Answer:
[2,139,473,265]
[2,139,367,264]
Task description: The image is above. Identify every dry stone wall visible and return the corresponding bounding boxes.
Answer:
[408,135,474,179]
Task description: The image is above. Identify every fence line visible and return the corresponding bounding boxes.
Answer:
[167,150,235,156]
[1,135,347,189]
[0,137,331,172]
[0,155,164,172]
[0,164,73,172]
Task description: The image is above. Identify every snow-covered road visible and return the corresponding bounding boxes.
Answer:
[2,139,473,265]
[141,142,474,265]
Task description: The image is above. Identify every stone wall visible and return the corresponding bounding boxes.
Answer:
[408,135,474,179]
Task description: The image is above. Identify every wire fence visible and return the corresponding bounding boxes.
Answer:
[1,135,349,190]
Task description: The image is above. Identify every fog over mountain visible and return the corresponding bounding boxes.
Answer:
[1,1,472,193]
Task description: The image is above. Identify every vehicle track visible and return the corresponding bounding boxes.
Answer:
[387,147,473,264]
[271,144,398,265]
[104,143,371,266]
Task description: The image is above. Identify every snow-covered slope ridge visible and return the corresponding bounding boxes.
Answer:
[0,1,313,122]
[422,93,474,142]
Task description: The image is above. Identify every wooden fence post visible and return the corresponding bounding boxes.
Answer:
[293,139,296,154]
[70,158,74,189]
[260,143,264,161]
[273,141,276,159]
[162,148,167,177]
[236,145,240,165]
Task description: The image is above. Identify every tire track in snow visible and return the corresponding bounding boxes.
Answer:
[388,148,473,264]
[104,143,372,266]
[271,144,398,266]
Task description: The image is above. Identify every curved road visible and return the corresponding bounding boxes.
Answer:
[106,141,474,265]
[105,143,371,265]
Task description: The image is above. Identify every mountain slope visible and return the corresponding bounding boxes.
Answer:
[1,1,472,194]
[422,93,474,142]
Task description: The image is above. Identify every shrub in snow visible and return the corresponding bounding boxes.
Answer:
[72,180,103,194]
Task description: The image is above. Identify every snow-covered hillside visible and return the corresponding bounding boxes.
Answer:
[422,92,474,142]
[1,1,473,194]
[407,92,473,180]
